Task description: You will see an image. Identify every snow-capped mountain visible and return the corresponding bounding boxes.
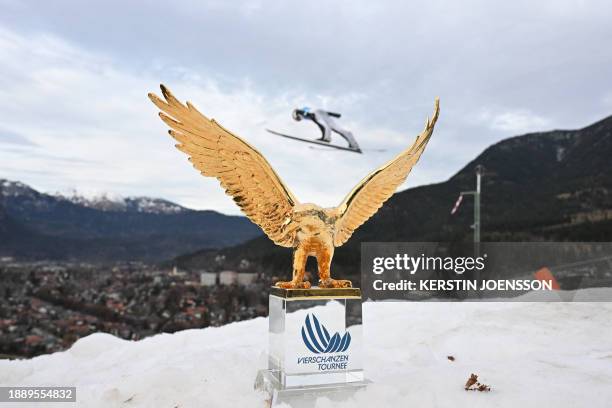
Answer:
[60,193,186,215]
[0,179,261,262]
[0,180,186,215]
[0,179,37,198]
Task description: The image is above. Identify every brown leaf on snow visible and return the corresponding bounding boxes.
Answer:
[464,373,478,390]
[464,373,491,392]
[447,355,455,361]
[477,383,491,392]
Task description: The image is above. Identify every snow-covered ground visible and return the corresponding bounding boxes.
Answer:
[2,288,612,407]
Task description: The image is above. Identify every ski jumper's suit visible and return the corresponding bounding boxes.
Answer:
[293,108,360,150]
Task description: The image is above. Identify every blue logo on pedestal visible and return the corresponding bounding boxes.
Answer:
[301,314,351,354]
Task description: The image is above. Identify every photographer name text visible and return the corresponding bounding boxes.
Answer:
[371,253,553,292]
[373,279,553,291]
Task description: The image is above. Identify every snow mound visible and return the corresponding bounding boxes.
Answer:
[1,289,612,407]
[67,333,128,358]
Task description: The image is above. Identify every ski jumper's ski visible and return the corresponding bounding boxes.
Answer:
[267,129,362,153]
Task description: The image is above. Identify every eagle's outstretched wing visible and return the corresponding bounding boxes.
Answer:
[149,85,298,247]
[333,98,440,246]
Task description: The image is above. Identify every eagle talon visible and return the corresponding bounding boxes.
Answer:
[318,279,352,288]
[275,280,311,289]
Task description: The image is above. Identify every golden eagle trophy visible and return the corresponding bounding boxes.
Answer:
[149,85,439,290]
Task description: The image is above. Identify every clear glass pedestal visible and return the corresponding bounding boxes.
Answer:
[254,287,369,406]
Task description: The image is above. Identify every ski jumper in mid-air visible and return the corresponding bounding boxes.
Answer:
[292,107,361,151]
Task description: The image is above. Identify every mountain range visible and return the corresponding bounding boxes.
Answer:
[0,180,261,262]
[175,114,612,277]
[2,114,611,268]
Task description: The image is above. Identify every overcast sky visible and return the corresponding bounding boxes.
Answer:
[1,0,611,214]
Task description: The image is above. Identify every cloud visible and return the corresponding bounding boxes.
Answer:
[0,26,424,213]
[0,128,35,146]
[475,109,552,134]
[603,92,612,110]
[0,0,611,213]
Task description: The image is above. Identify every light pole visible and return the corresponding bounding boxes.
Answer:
[455,165,484,249]
[449,165,485,290]
[473,165,483,244]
